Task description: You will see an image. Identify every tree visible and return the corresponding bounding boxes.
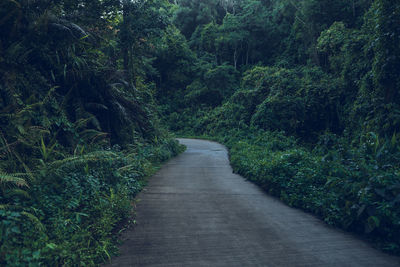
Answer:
[119,0,169,82]
[371,0,400,103]
[154,25,196,98]
[218,13,249,69]
[173,0,219,39]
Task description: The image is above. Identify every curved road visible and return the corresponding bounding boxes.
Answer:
[107,139,400,266]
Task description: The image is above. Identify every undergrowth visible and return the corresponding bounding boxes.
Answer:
[0,138,184,266]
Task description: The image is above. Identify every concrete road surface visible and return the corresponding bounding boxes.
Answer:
[106,138,400,267]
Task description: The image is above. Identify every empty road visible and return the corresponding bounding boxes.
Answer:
[106,139,400,267]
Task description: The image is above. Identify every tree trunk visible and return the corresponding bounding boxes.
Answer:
[233,46,238,69]
[246,43,250,65]
[122,0,131,82]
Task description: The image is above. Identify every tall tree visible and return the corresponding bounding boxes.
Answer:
[371,0,400,103]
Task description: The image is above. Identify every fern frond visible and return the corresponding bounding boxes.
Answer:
[117,164,143,176]
[26,126,49,135]
[11,151,34,181]
[48,151,118,169]
[0,204,26,211]
[74,117,93,130]
[0,172,28,188]
[90,132,109,145]
[0,130,13,154]
[80,129,107,139]
[21,211,45,232]
[4,188,31,199]
[41,86,59,106]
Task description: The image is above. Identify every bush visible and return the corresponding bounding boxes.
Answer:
[251,95,305,134]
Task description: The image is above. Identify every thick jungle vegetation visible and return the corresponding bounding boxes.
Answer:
[1,0,399,265]
[159,0,400,257]
[0,0,183,265]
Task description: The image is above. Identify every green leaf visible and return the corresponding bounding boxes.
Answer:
[366,216,380,233]
[32,250,40,259]
[46,243,57,250]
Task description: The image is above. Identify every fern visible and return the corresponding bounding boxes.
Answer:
[3,188,30,199]
[0,204,10,210]
[21,211,45,232]
[117,164,143,177]
[0,172,30,216]
[0,172,28,188]
[48,151,119,170]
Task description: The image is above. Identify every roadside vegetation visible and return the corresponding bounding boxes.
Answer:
[0,0,183,265]
[159,0,400,255]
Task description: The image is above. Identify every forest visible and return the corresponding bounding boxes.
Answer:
[1,0,400,265]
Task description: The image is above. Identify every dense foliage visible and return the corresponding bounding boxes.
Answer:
[0,0,183,265]
[158,0,400,255]
[1,0,400,264]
